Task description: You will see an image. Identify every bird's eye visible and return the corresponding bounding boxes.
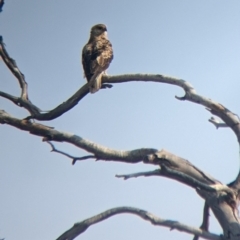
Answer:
[98,26,103,30]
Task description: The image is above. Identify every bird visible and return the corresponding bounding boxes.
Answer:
[82,24,113,93]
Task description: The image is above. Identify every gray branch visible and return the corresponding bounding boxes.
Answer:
[106,74,240,143]
[193,201,210,240]
[0,37,41,115]
[46,141,95,165]
[56,206,221,240]
[0,110,157,163]
[116,168,217,193]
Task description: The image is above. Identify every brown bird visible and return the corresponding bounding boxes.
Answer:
[82,24,113,93]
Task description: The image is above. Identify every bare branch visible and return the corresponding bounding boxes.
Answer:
[201,201,210,231]
[106,74,240,143]
[0,110,227,192]
[0,37,28,99]
[46,141,95,165]
[2,40,239,140]
[116,168,217,193]
[0,110,157,162]
[56,206,220,240]
[0,89,239,238]
[193,201,210,240]
[0,37,42,115]
[144,149,220,185]
[0,91,19,105]
[24,74,240,143]
[116,169,161,179]
[24,74,195,121]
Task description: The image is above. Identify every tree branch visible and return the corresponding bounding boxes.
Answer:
[0,91,20,105]
[193,201,210,240]
[46,141,95,165]
[0,110,157,162]
[106,74,240,142]
[2,112,234,238]
[144,149,220,185]
[116,168,217,193]
[56,206,221,240]
[0,37,41,115]
[0,37,28,99]
[1,36,239,142]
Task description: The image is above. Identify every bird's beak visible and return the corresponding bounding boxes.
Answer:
[103,31,108,38]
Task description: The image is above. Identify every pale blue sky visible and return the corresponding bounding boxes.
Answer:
[1,1,240,239]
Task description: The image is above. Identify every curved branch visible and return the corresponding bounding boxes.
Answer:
[106,74,240,142]
[24,74,194,120]
[0,37,28,99]
[0,91,19,105]
[22,74,240,143]
[0,37,41,115]
[56,206,220,240]
[1,39,239,139]
[0,110,157,162]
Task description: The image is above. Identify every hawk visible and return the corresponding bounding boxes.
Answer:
[82,24,113,93]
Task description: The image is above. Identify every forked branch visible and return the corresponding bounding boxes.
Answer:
[46,141,95,164]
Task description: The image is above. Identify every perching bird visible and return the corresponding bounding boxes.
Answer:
[82,24,113,93]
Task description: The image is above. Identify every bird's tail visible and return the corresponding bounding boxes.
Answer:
[89,72,103,94]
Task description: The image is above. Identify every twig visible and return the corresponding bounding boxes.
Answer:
[116,169,161,179]
[208,117,228,129]
[46,141,95,165]
[56,206,220,240]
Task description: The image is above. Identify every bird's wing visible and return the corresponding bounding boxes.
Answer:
[82,39,113,93]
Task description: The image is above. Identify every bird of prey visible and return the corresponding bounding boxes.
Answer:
[82,24,113,93]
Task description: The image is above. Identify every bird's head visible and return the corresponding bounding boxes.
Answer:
[90,24,108,38]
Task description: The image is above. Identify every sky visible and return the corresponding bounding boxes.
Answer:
[0,1,240,239]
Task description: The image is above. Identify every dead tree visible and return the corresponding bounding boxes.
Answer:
[1,4,240,240]
[1,35,240,239]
